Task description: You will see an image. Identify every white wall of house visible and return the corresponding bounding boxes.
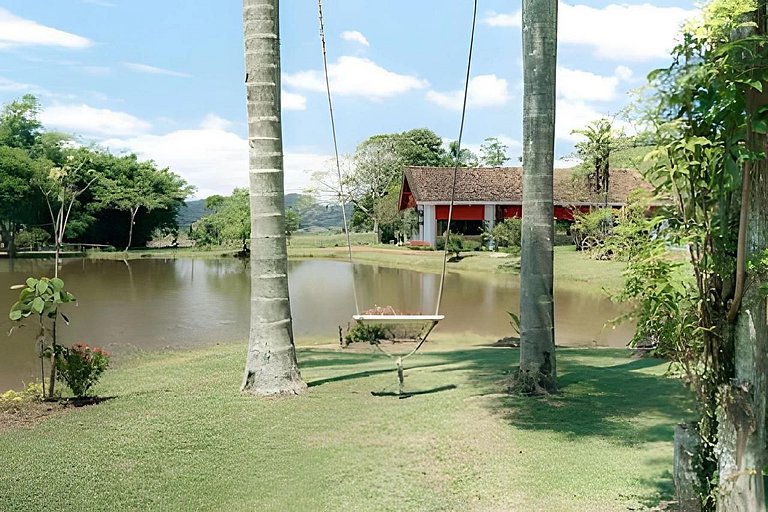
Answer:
[423,204,436,245]
[484,204,495,230]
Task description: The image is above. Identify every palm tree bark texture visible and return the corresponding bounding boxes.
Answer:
[241,0,305,395]
[519,0,557,393]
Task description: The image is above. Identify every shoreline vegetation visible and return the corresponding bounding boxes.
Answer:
[67,237,628,295]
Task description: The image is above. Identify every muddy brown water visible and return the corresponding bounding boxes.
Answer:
[0,257,634,390]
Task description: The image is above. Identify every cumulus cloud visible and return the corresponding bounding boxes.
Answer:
[0,8,93,49]
[614,65,634,82]
[102,122,328,198]
[122,62,191,78]
[283,56,428,100]
[199,114,233,131]
[282,90,307,111]
[484,2,696,61]
[341,30,370,47]
[555,100,605,142]
[426,74,510,110]
[39,104,151,137]
[557,66,618,103]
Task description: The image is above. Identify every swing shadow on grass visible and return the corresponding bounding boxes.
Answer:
[295,344,693,507]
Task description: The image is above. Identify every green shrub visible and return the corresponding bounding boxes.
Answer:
[55,344,110,397]
[345,323,388,345]
[492,218,522,248]
[15,228,51,249]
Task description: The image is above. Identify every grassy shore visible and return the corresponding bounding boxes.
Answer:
[0,341,692,511]
[87,240,629,294]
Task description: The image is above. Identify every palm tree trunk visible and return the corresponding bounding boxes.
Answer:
[518,0,557,393]
[241,0,305,395]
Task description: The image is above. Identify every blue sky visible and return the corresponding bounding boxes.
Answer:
[0,0,698,198]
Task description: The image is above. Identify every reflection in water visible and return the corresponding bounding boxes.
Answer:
[0,257,634,390]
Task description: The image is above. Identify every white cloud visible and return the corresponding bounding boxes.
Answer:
[557,66,618,103]
[555,100,605,142]
[614,65,633,82]
[283,56,428,100]
[426,74,510,110]
[282,90,307,111]
[0,8,93,49]
[199,114,233,131]
[341,30,370,47]
[0,76,32,93]
[122,62,191,78]
[102,126,329,198]
[483,11,520,27]
[39,104,151,137]
[484,2,696,61]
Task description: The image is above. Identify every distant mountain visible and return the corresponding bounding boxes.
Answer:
[177,199,211,228]
[177,194,352,230]
[285,193,352,230]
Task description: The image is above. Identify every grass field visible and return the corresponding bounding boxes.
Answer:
[0,342,692,511]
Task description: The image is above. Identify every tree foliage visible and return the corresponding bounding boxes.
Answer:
[0,95,193,251]
[480,137,510,166]
[617,1,768,507]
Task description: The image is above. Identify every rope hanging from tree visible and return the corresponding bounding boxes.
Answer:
[317,0,479,393]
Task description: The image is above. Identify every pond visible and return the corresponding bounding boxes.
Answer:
[0,257,634,390]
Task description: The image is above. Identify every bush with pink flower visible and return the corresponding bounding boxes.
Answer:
[55,344,110,398]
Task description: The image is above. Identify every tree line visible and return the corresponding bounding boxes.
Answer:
[0,95,194,255]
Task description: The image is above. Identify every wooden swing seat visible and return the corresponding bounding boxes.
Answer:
[352,314,445,324]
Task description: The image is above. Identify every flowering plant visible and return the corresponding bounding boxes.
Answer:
[55,344,110,398]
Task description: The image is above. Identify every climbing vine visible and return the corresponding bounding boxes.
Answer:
[617,0,768,508]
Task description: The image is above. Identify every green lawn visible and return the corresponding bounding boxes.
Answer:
[0,342,692,511]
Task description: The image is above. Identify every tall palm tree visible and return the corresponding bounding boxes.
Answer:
[518,0,557,393]
[241,0,305,395]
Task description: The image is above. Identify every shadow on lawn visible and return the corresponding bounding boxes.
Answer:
[299,346,692,504]
[429,347,692,445]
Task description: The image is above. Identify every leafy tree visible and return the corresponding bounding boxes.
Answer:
[448,140,479,167]
[367,128,448,166]
[480,137,510,166]
[285,209,300,236]
[92,155,194,251]
[37,148,98,275]
[571,118,614,203]
[191,188,250,249]
[518,0,557,394]
[311,140,403,241]
[241,0,305,395]
[0,146,43,255]
[0,94,42,149]
[620,0,767,507]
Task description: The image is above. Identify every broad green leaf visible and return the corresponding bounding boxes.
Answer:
[35,280,48,295]
[50,278,64,291]
[25,277,36,288]
[752,118,768,135]
[9,310,22,321]
[31,297,44,315]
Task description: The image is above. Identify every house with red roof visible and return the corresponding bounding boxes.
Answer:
[397,166,653,245]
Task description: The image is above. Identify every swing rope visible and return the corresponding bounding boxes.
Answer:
[317,0,478,365]
[318,0,360,315]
